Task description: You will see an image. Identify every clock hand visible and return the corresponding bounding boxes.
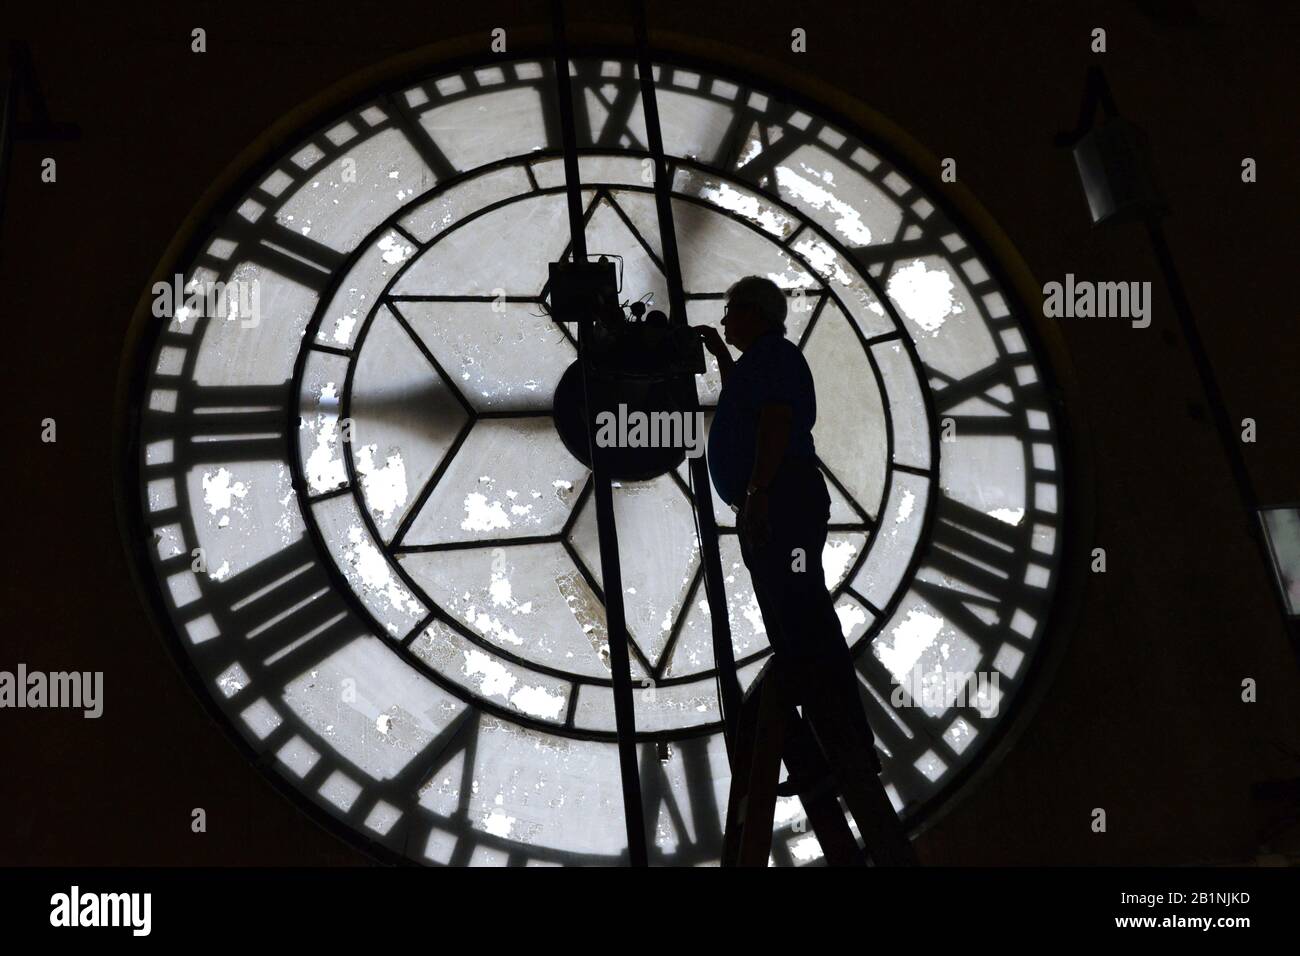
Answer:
[549,0,650,868]
[629,0,744,750]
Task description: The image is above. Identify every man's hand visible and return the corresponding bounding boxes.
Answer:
[694,325,734,384]
[694,324,728,359]
[740,487,771,550]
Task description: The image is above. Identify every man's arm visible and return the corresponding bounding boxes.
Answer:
[748,402,793,491]
[740,402,792,547]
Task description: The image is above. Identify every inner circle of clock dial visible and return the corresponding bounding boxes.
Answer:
[299,177,903,736]
[135,54,1064,865]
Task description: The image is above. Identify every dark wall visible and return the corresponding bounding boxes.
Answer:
[2,0,1296,865]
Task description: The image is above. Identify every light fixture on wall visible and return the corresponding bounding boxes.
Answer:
[1258,506,1300,619]
[1070,114,1167,226]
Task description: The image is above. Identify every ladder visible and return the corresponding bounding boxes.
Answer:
[721,659,918,867]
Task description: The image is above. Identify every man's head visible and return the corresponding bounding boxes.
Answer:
[722,275,787,352]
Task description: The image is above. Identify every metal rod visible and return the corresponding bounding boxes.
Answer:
[550,0,649,866]
[1075,68,1297,644]
[0,47,22,263]
[1146,219,1297,640]
[550,17,587,262]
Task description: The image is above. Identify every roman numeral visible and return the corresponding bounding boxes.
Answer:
[333,705,479,859]
[580,63,645,148]
[931,363,1014,413]
[391,709,483,865]
[912,493,1046,650]
[186,537,363,695]
[728,121,807,189]
[849,236,947,272]
[931,360,1048,439]
[382,92,458,182]
[221,219,346,292]
[855,645,993,772]
[641,736,723,859]
[711,98,759,173]
[143,382,291,469]
[853,649,935,745]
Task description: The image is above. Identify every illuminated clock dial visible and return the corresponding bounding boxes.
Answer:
[125,53,1067,865]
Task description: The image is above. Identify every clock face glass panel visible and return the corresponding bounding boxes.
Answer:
[130,54,1065,865]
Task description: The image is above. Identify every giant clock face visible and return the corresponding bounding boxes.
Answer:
[125,52,1067,865]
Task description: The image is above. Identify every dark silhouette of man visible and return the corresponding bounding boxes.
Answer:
[696,275,916,866]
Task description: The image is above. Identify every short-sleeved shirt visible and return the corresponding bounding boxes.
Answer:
[707,330,818,507]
